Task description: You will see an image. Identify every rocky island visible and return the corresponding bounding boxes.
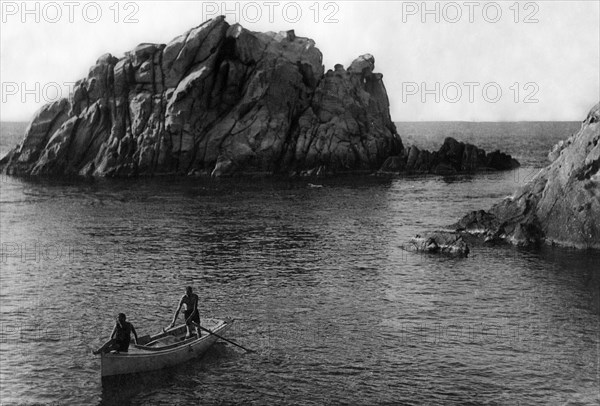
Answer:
[0,17,402,177]
[0,16,519,178]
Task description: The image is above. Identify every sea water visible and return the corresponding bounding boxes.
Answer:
[1,121,598,405]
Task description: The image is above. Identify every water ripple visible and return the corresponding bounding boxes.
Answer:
[0,172,598,405]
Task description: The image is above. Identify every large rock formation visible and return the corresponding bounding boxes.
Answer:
[378,137,520,175]
[455,102,600,249]
[0,17,402,177]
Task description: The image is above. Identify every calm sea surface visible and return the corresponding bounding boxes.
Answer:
[0,121,598,405]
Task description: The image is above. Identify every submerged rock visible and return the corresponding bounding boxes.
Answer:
[455,102,600,249]
[0,17,402,178]
[378,137,520,175]
[406,231,470,257]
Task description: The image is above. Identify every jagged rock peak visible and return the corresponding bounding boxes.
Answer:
[348,54,375,75]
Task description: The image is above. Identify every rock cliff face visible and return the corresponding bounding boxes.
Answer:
[455,102,600,249]
[0,17,402,177]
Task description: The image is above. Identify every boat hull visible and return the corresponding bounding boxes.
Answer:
[100,318,233,377]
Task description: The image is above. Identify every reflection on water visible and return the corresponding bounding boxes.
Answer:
[0,173,598,405]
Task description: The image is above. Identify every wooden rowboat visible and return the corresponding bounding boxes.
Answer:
[98,318,233,377]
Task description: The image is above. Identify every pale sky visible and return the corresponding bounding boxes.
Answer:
[1,0,598,122]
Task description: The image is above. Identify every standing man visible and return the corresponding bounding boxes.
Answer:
[169,286,201,338]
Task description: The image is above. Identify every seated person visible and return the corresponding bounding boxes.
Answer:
[93,313,138,354]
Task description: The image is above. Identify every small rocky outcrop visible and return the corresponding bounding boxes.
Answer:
[379,137,520,175]
[0,17,402,177]
[406,231,470,257]
[454,102,600,249]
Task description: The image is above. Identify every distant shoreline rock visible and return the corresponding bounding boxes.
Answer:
[378,136,520,175]
[454,102,600,249]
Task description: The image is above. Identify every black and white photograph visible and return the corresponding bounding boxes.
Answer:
[0,1,599,404]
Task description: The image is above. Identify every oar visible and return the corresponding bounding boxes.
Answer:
[163,319,254,353]
[164,322,255,353]
[195,323,255,353]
